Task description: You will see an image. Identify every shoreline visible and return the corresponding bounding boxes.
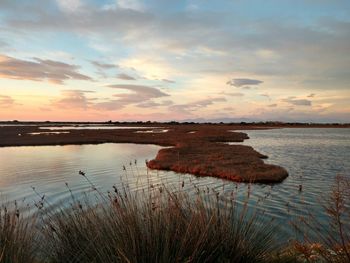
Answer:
[1,121,350,129]
[3,123,340,183]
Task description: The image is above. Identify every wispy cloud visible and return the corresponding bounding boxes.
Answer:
[116,0,145,11]
[282,97,312,106]
[0,95,15,107]
[7,3,153,34]
[52,90,96,109]
[169,97,226,115]
[56,0,82,13]
[51,85,170,112]
[0,55,92,84]
[108,84,169,99]
[162,79,175,83]
[137,100,173,108]
[116,73,136,80]
[92,84,170,111]
[226,78,263,88]
[91,60,118,70]
[223,92,244,97]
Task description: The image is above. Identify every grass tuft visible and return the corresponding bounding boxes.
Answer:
[292,175,350,262]
[41,177,280,263]
[0,202,37,263]
[1,166,348,262]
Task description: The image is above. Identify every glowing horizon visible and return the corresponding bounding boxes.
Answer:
[0,0,349,123]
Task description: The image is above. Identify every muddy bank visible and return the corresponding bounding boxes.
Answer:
[0,124,288,183]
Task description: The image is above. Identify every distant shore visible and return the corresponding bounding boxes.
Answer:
[1,122,348,183]
[1,120,350,128]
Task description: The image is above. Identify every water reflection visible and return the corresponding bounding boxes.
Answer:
[0,128,349,240]
[0,144,161,203]
[40,126,164,130]
[28,132,70,135]
[134,129,169,133]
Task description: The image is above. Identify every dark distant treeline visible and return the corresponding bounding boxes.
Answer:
[0,119,349,127]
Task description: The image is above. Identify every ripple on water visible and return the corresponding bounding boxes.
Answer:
[0,128,349,240]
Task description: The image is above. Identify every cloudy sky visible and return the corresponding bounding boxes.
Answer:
[0,0,349,122]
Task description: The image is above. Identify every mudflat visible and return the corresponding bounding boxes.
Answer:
[3,122,344,183]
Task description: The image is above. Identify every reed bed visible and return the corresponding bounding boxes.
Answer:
[291,175,350,262]
[0,202,37,263]
[39,169,284,263]
[0,165,349,262]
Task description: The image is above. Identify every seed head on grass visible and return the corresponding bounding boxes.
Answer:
[0,202,38,263]
[291,175,350,263]
[39,171,283,263]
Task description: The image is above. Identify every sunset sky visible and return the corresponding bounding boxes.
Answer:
[0,0,349,122]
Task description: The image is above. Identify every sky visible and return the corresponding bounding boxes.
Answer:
[0,0,349,122]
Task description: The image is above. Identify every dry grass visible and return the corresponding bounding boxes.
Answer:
[0,202,37,263]
[1,168,348,262]
[291,175,350,262]
[39,172,281,263]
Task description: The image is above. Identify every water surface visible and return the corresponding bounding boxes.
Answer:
[39,126,164,130]
[237,128,350,237]
[0,128,349,240]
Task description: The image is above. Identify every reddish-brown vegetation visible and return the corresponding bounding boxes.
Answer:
[0,123,288,183]
[147,142,288,183]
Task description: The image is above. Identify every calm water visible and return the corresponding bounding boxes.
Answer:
[0,128,349,240]
[39,126,164,130]
[238,128,350,237]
